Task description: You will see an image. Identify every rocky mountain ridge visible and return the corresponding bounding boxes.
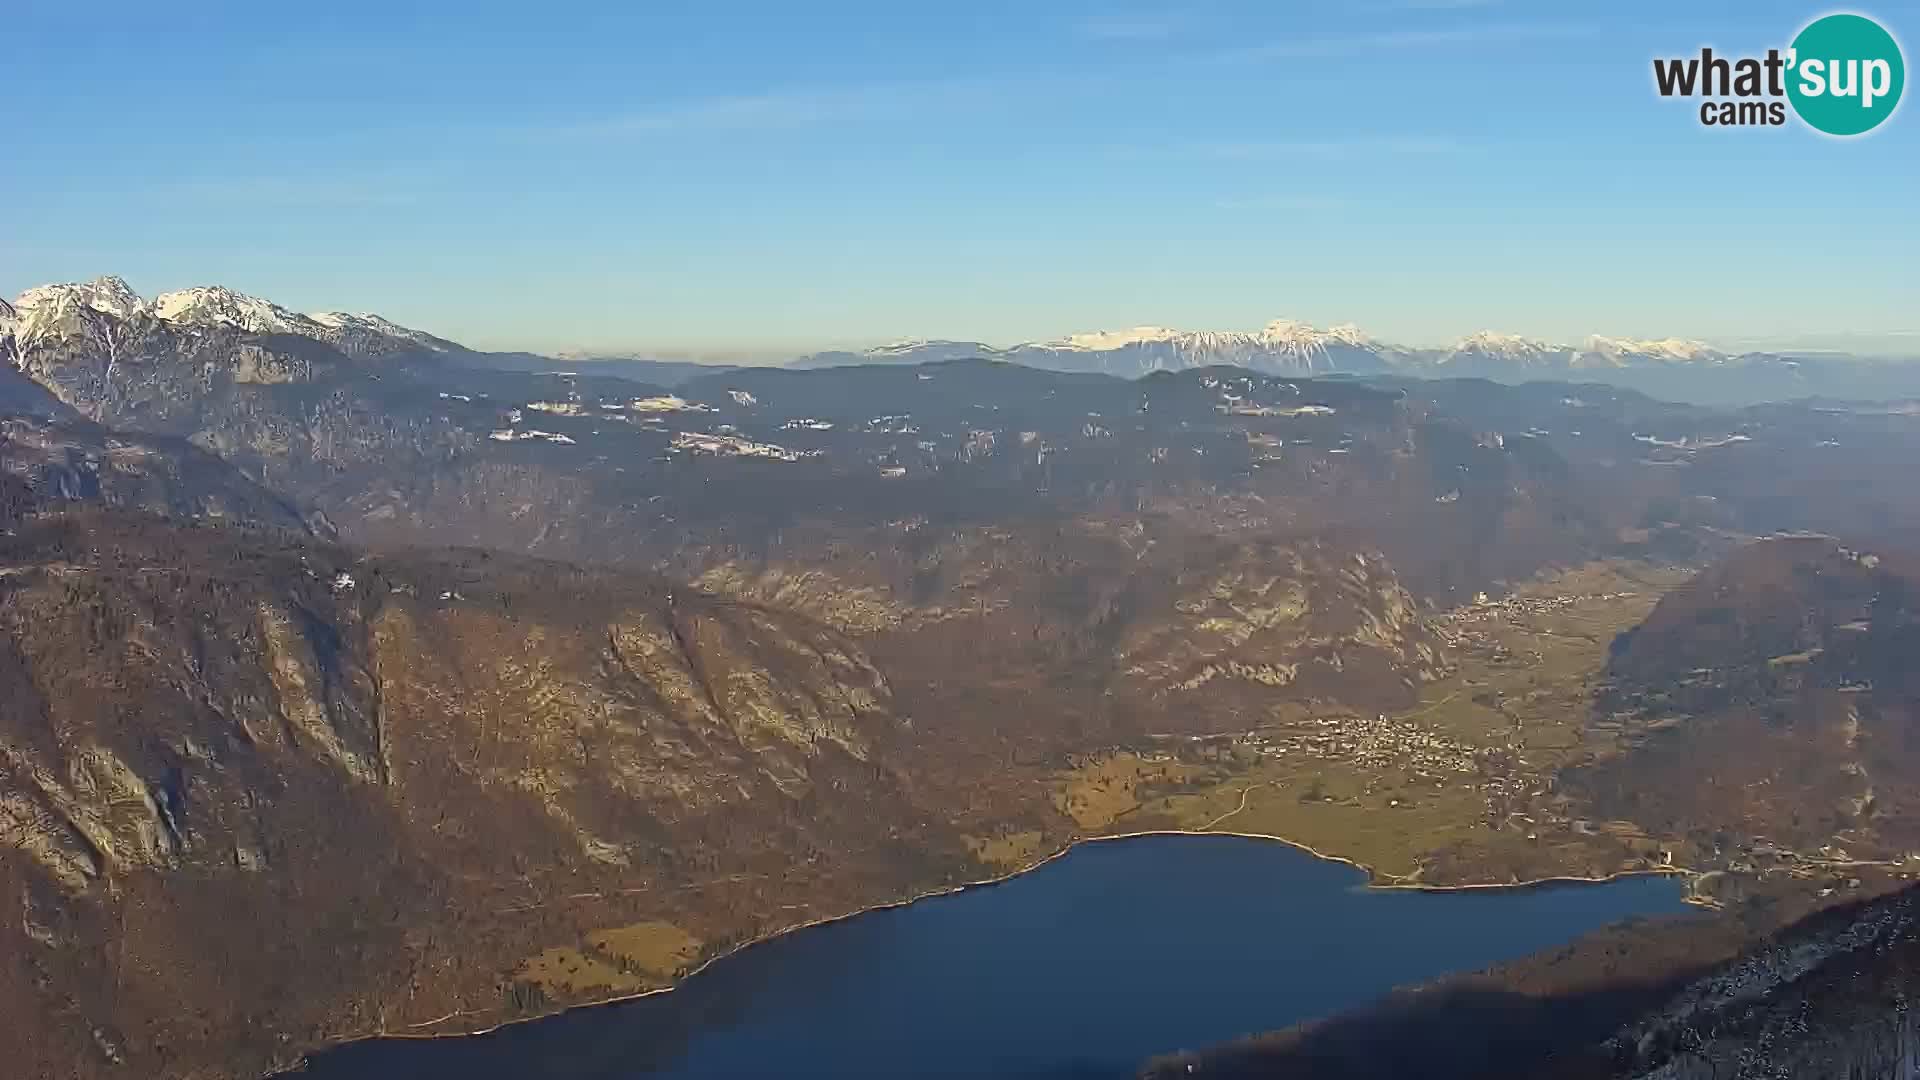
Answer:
[0,510,971,1080]
[8,277,460,361]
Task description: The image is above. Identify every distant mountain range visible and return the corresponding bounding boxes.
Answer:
[793,321,1763,376]
[9,276,1920,406]
[792,320,1920,405]
[793,319,1920,406]
[794,320,1390,376]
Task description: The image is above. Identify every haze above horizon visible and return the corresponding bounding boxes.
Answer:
[5,0,1915,360]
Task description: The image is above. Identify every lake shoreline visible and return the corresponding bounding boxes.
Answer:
[275,827,1699,1073]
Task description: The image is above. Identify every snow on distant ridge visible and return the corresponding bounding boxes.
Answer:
[8,276,457,357]
[311,310,428,337]
[1585,335,1722,364]
[1000,317,1387,375]
[1049,319,1371,360]
[1448,330,1560,361]
[309,310,460,353]
[867,339,983,357]
[154,284,326,336]
[822,321,1742,372]
[791,317,1759,379]
[1057,326,1186,351]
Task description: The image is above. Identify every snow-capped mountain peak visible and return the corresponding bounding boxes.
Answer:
[1059,326,1186,351]
[153,285,323,336]
[1444,331,1563,365]
[8,276,150,348]
[14,275,147,319]
[841,317,1405,376]
[1037,319,1377,367]
[1584,335,1722,364]
[1255,319,1372,359]
[6,276,460,361]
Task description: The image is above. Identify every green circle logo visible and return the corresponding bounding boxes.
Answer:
[1787,13,1905,135]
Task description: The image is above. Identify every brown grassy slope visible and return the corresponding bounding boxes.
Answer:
[0,512,968,1080]
[1568,537,1920,862]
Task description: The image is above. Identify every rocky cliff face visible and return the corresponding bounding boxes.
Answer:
[1109,539,1441,702]
[0,512,969,1080]
[0,416,315,533]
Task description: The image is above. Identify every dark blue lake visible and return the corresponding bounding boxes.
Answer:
[301,835,1693,1079]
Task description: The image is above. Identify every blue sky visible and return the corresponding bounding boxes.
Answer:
[4,0,1914,358]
